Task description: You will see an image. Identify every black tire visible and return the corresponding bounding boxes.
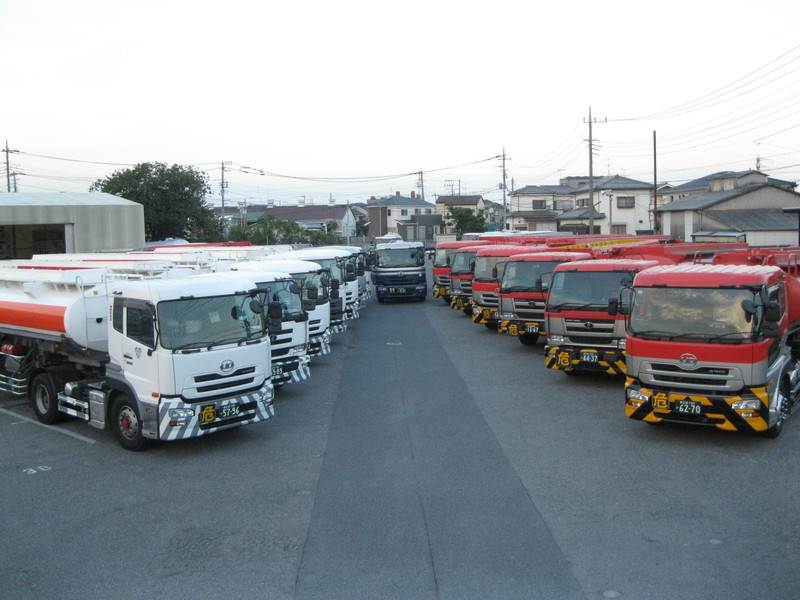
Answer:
[563,369,581,377]
[484,322,498,331]
[112,394,148,451]
[763,381,790,439]
[30,371,66,424]
[519,333,539,346]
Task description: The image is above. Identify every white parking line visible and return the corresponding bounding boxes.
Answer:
[0,407,96,444]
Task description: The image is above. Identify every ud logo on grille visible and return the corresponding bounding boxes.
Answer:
[679,353,698,368]
[583,322,594,329]
[220,360,234,373]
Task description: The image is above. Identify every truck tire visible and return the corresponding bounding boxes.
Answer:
[519,333,539,346]
[30,371,67,425]
[763,382,789,439]
[112,394,148,451]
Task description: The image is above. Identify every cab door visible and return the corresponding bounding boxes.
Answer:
[119,299,160,402]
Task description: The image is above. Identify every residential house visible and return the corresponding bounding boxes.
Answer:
[217,201,360,238]
[435,195,488,234]
[656,170,800,246]
[561,175,655,235]
[506,183,574,231]
[367,192,439,242]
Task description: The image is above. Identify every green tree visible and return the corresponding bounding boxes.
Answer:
[355,216,370,236]
[90,162,223,242]
[447,207,486,239]
[229,215,308,245]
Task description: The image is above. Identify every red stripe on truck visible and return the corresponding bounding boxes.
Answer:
[0,301,67,333]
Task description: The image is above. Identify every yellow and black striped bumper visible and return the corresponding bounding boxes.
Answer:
[624,378,772,433]
[545,346,626,375]
[499,321,543,337]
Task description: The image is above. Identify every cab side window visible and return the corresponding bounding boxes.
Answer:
[126,304,155,348]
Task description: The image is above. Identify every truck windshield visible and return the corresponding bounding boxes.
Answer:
[548,271,631,311]
[629,287,754,342]
[259,279,304,320]
[473,256,508,283]
[158,293,264,350]
[450,251,477,275]
[501,261,554,292]
[292,271,330,303]
[433,248,453,268]
[306,258,345,283]
[376,247,425,268]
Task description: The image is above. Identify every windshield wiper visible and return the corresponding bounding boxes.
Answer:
[548,302,605,311]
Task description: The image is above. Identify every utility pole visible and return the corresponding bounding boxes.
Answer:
[4,140,16,193]
[652,131,658,232]
[585,107,606,234]
[220,161,231,212]
[417,170,425,200]
[501,149,508,230]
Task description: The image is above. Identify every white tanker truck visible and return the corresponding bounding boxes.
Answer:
[0,266,276,450]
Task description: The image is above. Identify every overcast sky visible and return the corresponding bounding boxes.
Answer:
[3,0,799,207]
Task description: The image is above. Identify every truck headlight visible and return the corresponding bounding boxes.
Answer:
[732,399,761,410]
[617,338,627,349]
[169,408,195,419]
[291,344,307,356]
[626,388,649,404]
[496,312,514,320]
[549,335,567,345]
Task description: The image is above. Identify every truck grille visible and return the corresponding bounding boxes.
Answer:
[192,367,258,395]
[475,292,499,308]
[564,318,615,345]
[512,298,544,320]
[642,361,739,391]
[384,274,419,285]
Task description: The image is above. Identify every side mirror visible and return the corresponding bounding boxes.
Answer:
[608,297,619,316]
[741,299,756,323]
[306,286,319,301]
[268,301,283,332]
[330,279,340,290]
[289,282,301,295]
[764,301,781,323]
[763,321,780,338]
[249,299,264,314]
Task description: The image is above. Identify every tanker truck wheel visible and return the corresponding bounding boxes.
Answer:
[763,380,790,439]
[30,371,66,425]
[112,394,148,451]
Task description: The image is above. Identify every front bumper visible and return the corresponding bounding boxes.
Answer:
[498,320,543,337]
[545,345,626,375]
[157,382,275,441]
[624,378,772,433]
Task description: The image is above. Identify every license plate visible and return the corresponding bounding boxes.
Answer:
[580,352,598,363]
[672,399,702,415]
[525,324,539,334]
[218,404,241,419]
[272,365,283,377]
[389,287,405,294]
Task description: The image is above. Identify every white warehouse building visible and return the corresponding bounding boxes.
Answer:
[0,192,145,258]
